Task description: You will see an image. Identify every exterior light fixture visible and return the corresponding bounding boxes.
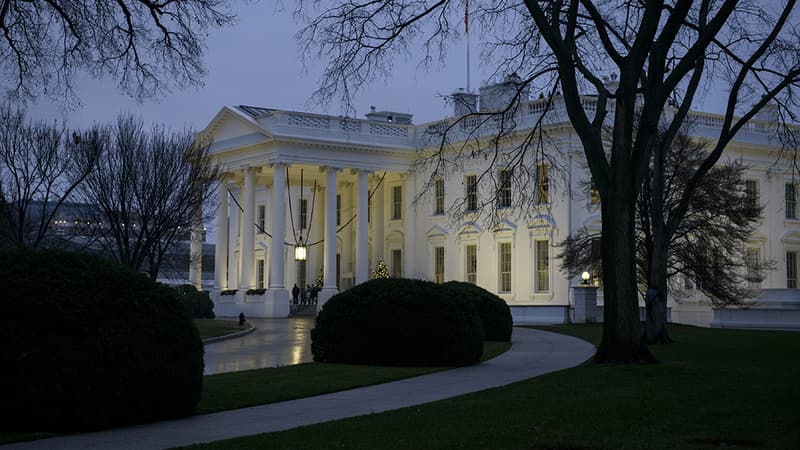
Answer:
[294,236,307,261]
[581,271,591,285]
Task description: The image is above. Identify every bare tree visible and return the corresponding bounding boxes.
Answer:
[76,115,219,279]
[0,0,235,102]
[560,130,767,344]
[296,1,800,362]
[0,103,101,247]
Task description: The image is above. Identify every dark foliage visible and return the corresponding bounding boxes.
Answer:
[0,249,203,432]
[442,281,513,342]
[176,284,215,319]
[312,278,484,366]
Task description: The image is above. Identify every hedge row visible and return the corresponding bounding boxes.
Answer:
[311,278,512,367]
[0,249,204,432]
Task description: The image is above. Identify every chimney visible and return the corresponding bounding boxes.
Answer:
[451,89,478,117]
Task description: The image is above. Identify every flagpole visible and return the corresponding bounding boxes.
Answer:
[466,0,471,93]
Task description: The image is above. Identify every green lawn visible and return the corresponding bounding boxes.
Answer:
[0,341,510,445]
[194,319,248,339]
[183,325,800,450]
[199,340,511,414]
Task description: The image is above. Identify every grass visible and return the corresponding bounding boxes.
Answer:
[0,340,510,444]
[183,325,800,450]
[199,340,511,414]
[194,319,248,339]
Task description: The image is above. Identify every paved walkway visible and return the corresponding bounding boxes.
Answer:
[4,328,595,450]
[204,317,315,375]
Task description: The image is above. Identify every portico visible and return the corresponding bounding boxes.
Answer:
[200,105,416,317]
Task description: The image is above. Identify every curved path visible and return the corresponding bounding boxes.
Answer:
[4,328,594,450]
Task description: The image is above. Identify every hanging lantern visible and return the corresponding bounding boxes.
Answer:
[295,236,307,261]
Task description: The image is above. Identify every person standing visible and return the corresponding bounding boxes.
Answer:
[291,284,300,305]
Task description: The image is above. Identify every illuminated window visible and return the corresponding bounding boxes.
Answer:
[536,164,549,204]
[465,244,477,284]
[434,246,445,283]
[535,240,549,292]
[499,242,512,292]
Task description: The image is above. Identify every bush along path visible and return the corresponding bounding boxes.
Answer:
[1,328,594,450]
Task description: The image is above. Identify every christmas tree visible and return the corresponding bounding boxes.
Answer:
[314,268,324,288]
[372,258,390,279]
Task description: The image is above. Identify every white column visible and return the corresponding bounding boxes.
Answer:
[228,186,240,288]
[355,170,369,284]
[269,163,287,289]
[239,167,256,289]
[189,210,203,289]
[374,177,385,264]
[322,166,338,294]
[214,178,229,290]
[403,173,417,278]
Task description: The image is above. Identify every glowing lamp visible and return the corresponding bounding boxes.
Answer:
[581,271,591,285]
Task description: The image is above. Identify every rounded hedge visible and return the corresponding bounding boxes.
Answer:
[443,281,513,342]
[0,249,204,432]
[312,278,484,366]
[176,284,216,319]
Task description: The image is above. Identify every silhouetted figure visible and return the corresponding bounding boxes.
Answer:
[238,312,246,328]
[291,284,300,305]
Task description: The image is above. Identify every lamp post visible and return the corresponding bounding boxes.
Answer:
[581,271,591,285]
[295,235,307,261]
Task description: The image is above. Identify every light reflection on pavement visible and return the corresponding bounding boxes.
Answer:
[203,317,315,375]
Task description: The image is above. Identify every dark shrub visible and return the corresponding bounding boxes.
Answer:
[0,249,204,432]
[443,281,513,342]
[176,284,216,318]
[312,278,484,366]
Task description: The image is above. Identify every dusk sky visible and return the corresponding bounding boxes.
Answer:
[25,2,487,132]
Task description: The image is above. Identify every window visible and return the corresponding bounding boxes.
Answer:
[535,240,549,292]
[336,194,341,226]
[256,259,265,289]
[434,246,445,283]
[367,191,371,223]
[465,244,477,284]
[434,179,445,215]
[257,205,266,233]
[536,164,549,204]
[465,175,478,211]
[788,251,798,289]
[300,198,308,229]
[498,170,512,208]
[745,179,759,210]
[745,248,760,290]
[391,249,402,277]
[297,259,307,287]
[392,186,402,220]
[499,242,512,292]
[336,253,341,289]
[786,183,797,219]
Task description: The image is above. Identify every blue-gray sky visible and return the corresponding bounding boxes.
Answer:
[25,2,482,132]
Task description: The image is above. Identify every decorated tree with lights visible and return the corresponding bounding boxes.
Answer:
[372,258,390,279]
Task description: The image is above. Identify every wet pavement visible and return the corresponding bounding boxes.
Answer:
[203,317,315,375]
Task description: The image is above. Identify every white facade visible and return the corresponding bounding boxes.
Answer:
[198,90,800,327]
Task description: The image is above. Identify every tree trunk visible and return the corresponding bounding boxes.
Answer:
[594,95,654,364]
[594,181,654,363]
[644,228,673,344]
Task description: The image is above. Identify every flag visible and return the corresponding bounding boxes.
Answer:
[465,0,469,33]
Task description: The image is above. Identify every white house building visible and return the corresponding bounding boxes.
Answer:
[196,80,800,329]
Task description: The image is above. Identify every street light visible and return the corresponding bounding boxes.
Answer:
[581,271,591,285]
